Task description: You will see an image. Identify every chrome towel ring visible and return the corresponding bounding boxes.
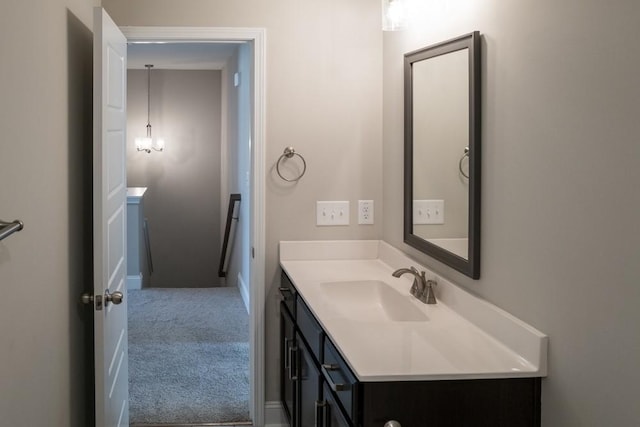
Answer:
[459,146,470,179]
[276,146,307,182]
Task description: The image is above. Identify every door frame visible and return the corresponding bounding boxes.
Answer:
[121,26,267,426]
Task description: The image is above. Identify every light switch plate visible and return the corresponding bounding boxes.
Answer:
[317,201,350,226]
[413,200,444,224]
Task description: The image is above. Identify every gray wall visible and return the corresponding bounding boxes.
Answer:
[103,0,384,403]
[383,1,640,426]
[0,0,96,425]
[127,69,223,287]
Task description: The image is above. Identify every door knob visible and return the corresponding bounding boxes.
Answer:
[80,293,94,305]
[104,289,123,306]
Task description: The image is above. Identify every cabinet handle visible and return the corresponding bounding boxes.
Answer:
[279,286,292,293]
[289,346,298,381]
[284,337,291,369]
[321,364,350,392]
[314,400,326,427]
[322,400,331,427]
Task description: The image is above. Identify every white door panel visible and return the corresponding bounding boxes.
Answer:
[94,7,129,427]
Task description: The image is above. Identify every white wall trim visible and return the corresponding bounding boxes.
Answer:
[264,401,287,427]
[121,26,267,427]
[126,273,142,290]
[249,27,267,427]
[237,272,250,315]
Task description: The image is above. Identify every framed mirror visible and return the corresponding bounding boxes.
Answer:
[404,32,481,279]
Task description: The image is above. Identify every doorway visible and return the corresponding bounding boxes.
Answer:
[122,26,266,427]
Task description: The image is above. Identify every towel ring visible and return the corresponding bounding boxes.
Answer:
[458,146,470,179]
[276,147,307,182]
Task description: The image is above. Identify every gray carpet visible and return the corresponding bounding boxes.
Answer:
[128,287,250,425]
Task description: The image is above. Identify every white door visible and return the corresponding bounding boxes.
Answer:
[93,7,129,427]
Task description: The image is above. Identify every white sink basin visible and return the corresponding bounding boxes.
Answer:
[319,280,428,322]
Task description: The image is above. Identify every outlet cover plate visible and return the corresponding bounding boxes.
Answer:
[358,200,374,224]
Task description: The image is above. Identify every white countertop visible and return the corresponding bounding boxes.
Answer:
[280,240,548,382]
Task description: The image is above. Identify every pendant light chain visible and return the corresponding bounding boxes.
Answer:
[146,64,153,139]
[136,64,164,153]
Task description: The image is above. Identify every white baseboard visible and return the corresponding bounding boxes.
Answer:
[264,401,287,427]
[127,273,142,290]
[238,272,250,315]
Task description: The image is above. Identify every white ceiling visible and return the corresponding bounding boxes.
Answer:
[127,42,240,70]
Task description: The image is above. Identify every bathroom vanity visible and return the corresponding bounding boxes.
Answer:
[279,240,547,427]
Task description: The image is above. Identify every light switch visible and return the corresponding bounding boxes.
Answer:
[316,201,350,226]
[413,200,444,225]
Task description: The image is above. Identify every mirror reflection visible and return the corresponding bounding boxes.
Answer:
[412,48,469,259]
[404,32,480,279]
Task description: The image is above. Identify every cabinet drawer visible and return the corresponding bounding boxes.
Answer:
[296,296,324,361]
[280,271,297,316]
[322,338,358,422]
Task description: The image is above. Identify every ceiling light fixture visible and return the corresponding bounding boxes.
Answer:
[382,0,408,31]
[135,64,165,153]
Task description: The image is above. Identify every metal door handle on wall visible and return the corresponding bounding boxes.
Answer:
[0,219,24,242]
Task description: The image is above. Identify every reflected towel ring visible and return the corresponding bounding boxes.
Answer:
[458,146,470,179]
[276,147,307,182]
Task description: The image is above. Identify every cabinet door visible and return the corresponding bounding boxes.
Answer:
[280,304,297,425]
[322,338,357,422]
[323,383,351,427]
[298,333,322,427]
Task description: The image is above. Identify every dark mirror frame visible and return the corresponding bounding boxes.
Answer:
[404,31,481,279]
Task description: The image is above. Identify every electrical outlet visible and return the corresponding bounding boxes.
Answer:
[358,200,374,224]
[316,201,350,226]
[413,200,444,224]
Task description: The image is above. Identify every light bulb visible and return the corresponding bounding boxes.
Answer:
[136,137,152,153]
[154,138,165,152]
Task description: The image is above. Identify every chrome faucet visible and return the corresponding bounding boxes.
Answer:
[392,266,437,304]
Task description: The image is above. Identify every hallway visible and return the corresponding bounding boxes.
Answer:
[128,287,250,425]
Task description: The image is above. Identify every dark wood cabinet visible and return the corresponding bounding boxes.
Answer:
[280,271,541,427]
[359,378,541,426]
[322,382,351,427]
[280,303,296,424]
[297,334,323,427]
